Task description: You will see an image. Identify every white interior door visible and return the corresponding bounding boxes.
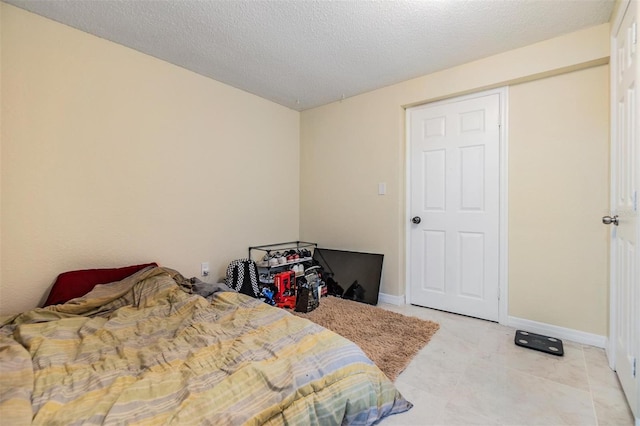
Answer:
[408,91,502,322]
[610,1,639,421]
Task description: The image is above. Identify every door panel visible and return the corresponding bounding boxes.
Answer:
[459,232,485,298]
[422,230,446,293]
[423,150,446,210]
[460,145,485,210]
[408,92,501,321]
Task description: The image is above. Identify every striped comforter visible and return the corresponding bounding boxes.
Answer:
[0,267,411,425]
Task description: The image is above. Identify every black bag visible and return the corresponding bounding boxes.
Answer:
[295,286,319,313]
[295,271,319,313]
[343,280,365,303]
[225,259,260,298]
[325,276,344,297]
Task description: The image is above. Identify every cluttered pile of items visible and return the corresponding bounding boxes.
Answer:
[225,245,345,314]
[225,241,384,312]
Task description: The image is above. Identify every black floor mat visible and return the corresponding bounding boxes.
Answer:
[514,330,564,356]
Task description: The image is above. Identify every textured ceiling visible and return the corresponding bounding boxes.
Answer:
[5,0,614,111]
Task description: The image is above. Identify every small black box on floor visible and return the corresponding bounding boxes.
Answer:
[514,330,564,356]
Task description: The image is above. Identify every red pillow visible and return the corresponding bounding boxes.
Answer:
[43,263,158,307]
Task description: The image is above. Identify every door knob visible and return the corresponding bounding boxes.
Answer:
[411,216,422,224]
[602,215,619,226]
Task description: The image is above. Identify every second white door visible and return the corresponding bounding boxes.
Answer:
[408,91,502,321]
[610,0,639,419]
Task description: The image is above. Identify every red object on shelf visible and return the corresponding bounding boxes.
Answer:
[274,270,296,309]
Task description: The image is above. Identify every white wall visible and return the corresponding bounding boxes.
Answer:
[0,4,300,315]
[300,24,610,335]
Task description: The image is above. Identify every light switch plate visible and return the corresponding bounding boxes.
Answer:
[201,262,210,277]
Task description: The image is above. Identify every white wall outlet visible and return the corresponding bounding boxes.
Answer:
[378,182,386,195]
[201,262,210,277]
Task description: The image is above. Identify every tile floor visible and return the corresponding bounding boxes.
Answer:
[378,303,635,426]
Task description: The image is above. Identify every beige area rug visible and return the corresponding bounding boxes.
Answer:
[292,296,439,381]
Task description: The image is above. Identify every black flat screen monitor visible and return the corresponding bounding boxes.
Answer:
[313,248,384,305]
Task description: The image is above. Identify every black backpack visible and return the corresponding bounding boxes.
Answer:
[225,259,260,298]
[295,268,320,313]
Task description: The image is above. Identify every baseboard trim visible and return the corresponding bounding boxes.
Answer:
[378,293,405,306]
[507,316,606,348]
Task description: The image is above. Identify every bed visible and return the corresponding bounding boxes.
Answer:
[0,266,411,425]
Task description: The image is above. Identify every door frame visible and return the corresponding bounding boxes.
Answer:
[404,87,509,325]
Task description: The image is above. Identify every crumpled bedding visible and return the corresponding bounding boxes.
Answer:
[0,266,411,425]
